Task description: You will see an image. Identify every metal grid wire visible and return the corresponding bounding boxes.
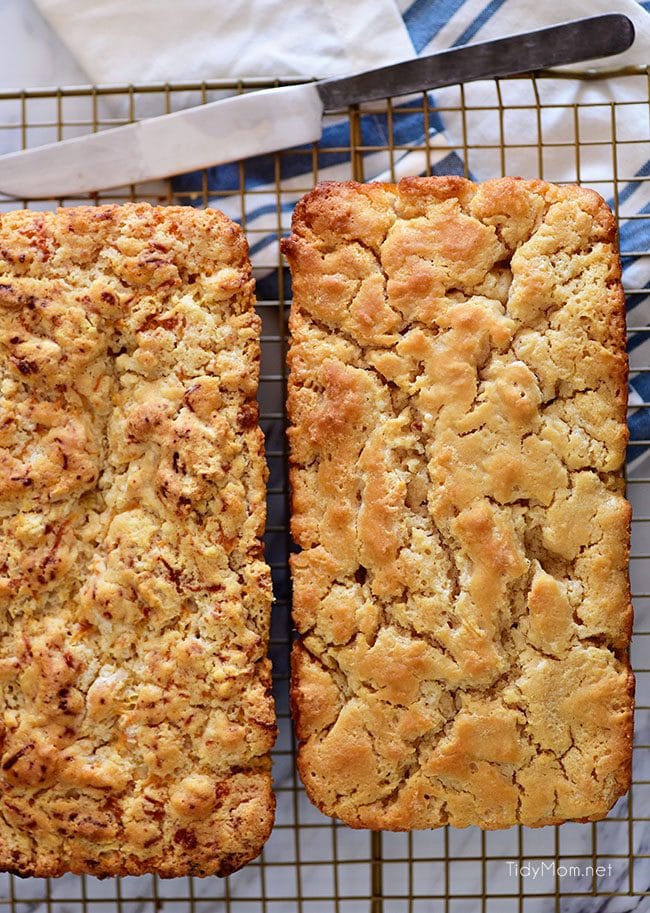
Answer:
[0,68,647,912]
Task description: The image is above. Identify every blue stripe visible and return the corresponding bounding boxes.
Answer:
[601,162,650,297]
[606,159,650,210]
[360,98,445,147]
[428,149,467,177]
[619,202,650,271]
[627,322,650,355]
[631,373,650,400]
[238,201,295,226]
[255,267,291,301]
[451,0,509,46]
[627,374,650,458]
[248,232,283,258]
[626,289,650,323]
[627,357,650,457]
[627,440,649,464]
[403,0,467,53]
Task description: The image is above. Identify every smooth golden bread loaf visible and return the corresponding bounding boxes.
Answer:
[0,203,275,875]
[283,177,634,830]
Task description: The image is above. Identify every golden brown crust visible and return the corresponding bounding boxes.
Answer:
[283,177,633,831]
[0,203,275,876]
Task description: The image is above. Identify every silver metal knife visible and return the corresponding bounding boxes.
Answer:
[0,14,634,199]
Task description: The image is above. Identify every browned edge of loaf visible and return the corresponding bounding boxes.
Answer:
[282,176,634,831]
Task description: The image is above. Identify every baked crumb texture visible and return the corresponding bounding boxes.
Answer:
[0,203,275,876]
[283,177,634,831]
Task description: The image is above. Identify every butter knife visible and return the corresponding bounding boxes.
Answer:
[0,14,634,198]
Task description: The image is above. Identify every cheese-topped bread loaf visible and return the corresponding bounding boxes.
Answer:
[0,203,274,875]
[283,177,633,830]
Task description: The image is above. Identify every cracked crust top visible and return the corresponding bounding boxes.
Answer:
[0,203,275,876]
[283,177,634,830]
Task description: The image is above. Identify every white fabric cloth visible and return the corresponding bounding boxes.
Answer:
[31,0,414,83]
[32,0,650,86]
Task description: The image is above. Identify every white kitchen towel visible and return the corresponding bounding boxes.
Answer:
[31,0,650,460]
[32,0,650,82]
[31,0,415,82]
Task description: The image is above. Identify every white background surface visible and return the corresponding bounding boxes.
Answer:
[0,0,85,88]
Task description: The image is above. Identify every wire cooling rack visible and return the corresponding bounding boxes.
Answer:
[0,69,648,913]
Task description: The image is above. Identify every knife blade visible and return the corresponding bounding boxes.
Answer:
[0,14,634,199]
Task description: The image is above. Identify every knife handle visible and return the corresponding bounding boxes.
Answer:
[316,14,635,111]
